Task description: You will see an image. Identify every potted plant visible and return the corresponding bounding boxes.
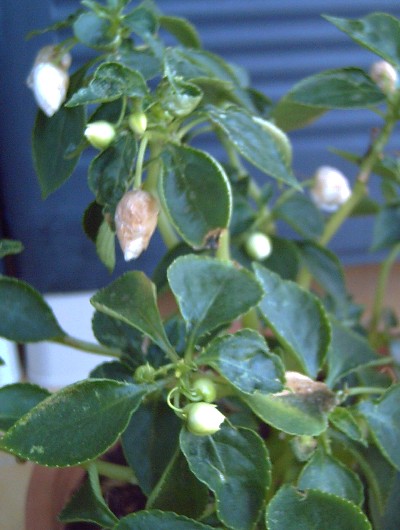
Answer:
[1,2,400,529]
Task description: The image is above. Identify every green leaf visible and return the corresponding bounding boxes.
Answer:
[160,15,201,48]
[298,448,364,505]
[272,98,326,132]
[167,255,263,343]
[358,384,400,470]
[369,470,400,530]
[122,401,181,495]
[262,237,300,281]
[242,375,335,436]
[115,510,218,530]
[67,62,148,106]
[124,5,159,38]
[33,69,86,198]
[91,272,175,357]
[325,13,400,68]
[197,329,285,394]
[371,204,400,251]
[0,383,50,431]
[88,134,137,211]
[254,264,331,378]
[0,239,24,258]
[180,425,271,530]
[90,360,135,382]
[147,448,208,519]
[0,379,147,466]
[161,145,232,248]
[266,485,372,530]
[206,105,298,188]
[325,317,377,387]
[329,407,366,445]
[276,68,384,110]
[96,220,115,272]
[0,277,65,342]
[118,41,161,80]
[274,193,324,239]
[59,463,118,527]
[297,241,347,303]
[73,11,114,48]
[83,201,104,242]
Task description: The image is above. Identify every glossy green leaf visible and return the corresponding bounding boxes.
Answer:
[115,510,218,530]
[0,383,50,431]
[326,13,400,68]
[206,105,298,188]
[96,220,115,272]
[119,41,161,80]
[297,241,347,302]
[90,360,135,382]
[91,272,175,358]
[33,68,86,198]
[198,329,285,394]
[180,425,271,530]
[59,463,118,527]
[68,62,147,107]
[147,448,208,519]
[161,145,231,248]
[329,407,366,445]
[88,134,137,210]
[242,378,335,436]
[266,485,372,530]
[369,471,400,530]
[167,255,263,342]
[272,98,325,131]
[0,239,23,258]
[160,15,201,48]
[254,264,330,378]
[0,379,147,466]
[274,193,324,239]
[325,317,377,387]
[73,11,113,48]
[122,401,181,495]
[358,384,400,470]
[298,448,364,505]
[82,201,104,243]
[371,204,400,251]
[0,277,65,342]
[262,237,300,281]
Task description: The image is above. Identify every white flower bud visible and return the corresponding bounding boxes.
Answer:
[185,402,225,436]
[27,45,71,117]
[192,377,217,403]
[370,60,398,95]
[128,112,148,136]
[245,232,272,261]
[84,121,116,150]
[115,190,159,261]
[310,166,351,212]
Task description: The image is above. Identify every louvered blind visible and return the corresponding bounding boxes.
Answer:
[1,0,399,291]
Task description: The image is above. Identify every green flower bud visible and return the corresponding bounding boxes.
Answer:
[192,377,217,403]
[84,121,116,150]
[370,60,398,95]
[245,232,272,261]
[128,112,148,136]
[185,402,225,436]
[134,363,156,383]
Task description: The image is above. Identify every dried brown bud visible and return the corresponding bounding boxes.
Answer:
[115,190,159,261]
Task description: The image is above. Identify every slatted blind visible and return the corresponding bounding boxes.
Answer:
[1,0,400,291]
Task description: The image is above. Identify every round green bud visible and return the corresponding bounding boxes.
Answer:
[128,112,148,136]
[185,402,225,436]
[192,377,217,403]
[245,232,272,261]
[134,363,156,383]
[84,121,116,150]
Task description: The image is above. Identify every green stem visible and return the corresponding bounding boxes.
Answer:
[133,134,149,189]
[177,115,207,140]
[369,242,400,335]
[344,386,387,397]
[216,229,230,260]
[83,460,137,484]
[53,335,121,358]
[115,96,127,128]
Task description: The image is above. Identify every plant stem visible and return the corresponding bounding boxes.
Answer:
[369,242,400,336]
[115,96,127,128]
[216,229,230,260]
[344,386,387,397]
[83,460,137,484]
[53,335,121,358]
[133,134,149,189]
